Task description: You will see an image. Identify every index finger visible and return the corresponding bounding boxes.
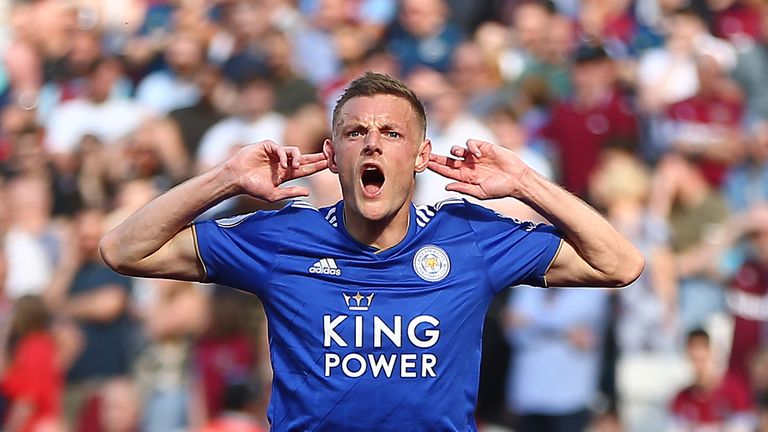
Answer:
[429,153,463,169]
[299,152,328,164]
[290,159,330,178]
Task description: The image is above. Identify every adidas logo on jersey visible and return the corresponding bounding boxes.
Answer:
[309,258,342,276]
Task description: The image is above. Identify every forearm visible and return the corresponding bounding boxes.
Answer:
[3,401,33,432]
[64,287,127,323]
[516,169,644,286]
[44,264,77,310]
[100,164,238,275]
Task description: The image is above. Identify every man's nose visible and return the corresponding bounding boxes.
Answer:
[363,132,382,154]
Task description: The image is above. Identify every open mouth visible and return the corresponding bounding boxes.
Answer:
[361,165,385,197]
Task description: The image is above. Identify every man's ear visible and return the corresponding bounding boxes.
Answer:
[323,139,339,173]
[414,139,432,173]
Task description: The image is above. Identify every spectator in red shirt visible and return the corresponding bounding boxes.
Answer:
[541,43,638,197]
[0,295,63,432]
[661,53,744,186]
[711,0,763,43]
[194,289,264,421]
[722,206,768,383]
[670,328,756,432]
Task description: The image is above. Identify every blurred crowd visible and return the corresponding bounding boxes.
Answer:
[1,0,768,431]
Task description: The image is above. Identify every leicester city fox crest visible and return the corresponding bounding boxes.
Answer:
[413,245,451,282]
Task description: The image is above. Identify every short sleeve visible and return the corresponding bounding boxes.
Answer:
[193,208,288,295]
[1,336,55,402]
[466,203,563,292]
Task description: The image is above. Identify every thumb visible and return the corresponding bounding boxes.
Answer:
[267,186,310,202]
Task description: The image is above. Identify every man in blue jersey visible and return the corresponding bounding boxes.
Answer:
[100,72,644,431]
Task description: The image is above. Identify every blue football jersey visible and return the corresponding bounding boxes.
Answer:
[193,198,562,431]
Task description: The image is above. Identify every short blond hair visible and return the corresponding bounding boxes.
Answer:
[332,72,427,139]
[590,152,651,206]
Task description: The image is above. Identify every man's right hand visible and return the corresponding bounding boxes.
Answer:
[225,140,329,202]
[100,140,329,281]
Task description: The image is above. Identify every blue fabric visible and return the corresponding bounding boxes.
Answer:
[723,162,768,213]
[678,277,726,332]
[386,24,465,75]
[142,389,189,432]
[506,287,608,415]
[194,199,562,431]
[67,263,135,382]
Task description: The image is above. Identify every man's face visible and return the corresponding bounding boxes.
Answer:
[687,338,712,378]
[324,94,430,222]
[400,0,446,38]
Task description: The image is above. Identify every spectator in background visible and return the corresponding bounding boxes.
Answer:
[636,7,735,117]
[263,31,318,116]
[281,104,342,207]
[3,176,60,300]
[0,105,37,161]
[194,290,263,422]
[386,0,464,75]
[0,40,43,112]
[74,135,113,213]
[319,24,376,112]
[104,179,160,234]
[730,3,768,123]
[723,119,768,212]
[0,249,13,339]
[750,349,768,431]
[135,32,206,114]
[541,44,638,198]
[207,0,282,68]
[501,1,552,80]
[199,382,267,432]
[408,67,496,204]
[196,74,285,173]
[577,0,637,57]
[709,0,763,43]
[482,106,553,221]
[499,1,572,99]
[0,125,81,217]
[79,377,142,432]
[670,328,756,432]
[116,118,190,190]
[120,0,199,74]
[716,206,768,385]
[0,295,63,432]
[505,287,609,432]
[166,64,226,157]
[44,57,151,161]
[449,41,507,118]
[589,151,683,432]
[661,53,744,186]
[133,279,207,432]
[43,208,134,427]
[37,29,123,123]
[650,155,729,332]
[290,0,347,86]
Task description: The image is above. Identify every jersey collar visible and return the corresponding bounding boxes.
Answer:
[335,201,417,259]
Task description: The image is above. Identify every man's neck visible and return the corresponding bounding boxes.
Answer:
[343,202,411,251]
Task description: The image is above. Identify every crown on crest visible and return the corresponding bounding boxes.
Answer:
[343,292,374,311]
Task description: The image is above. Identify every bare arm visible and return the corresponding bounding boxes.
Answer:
[428,139,644,288]
[100,140,329,280]
[3,401,33,432]
[63,286,128,323]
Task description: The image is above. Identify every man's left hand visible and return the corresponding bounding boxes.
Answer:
[427,139,530,199]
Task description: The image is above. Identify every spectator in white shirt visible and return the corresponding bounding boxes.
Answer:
[196,74,286,172]
[45,57,150,159]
